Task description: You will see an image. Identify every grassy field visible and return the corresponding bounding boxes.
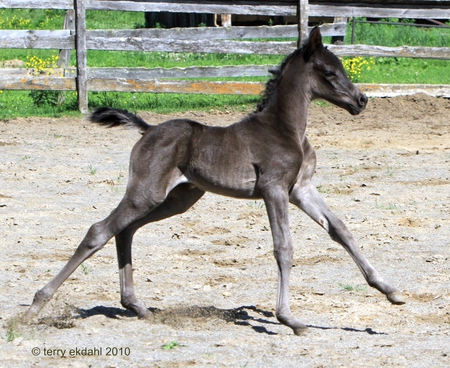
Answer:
[0,9,449,118]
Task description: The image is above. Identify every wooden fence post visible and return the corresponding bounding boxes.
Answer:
[58,10,75,70]
[298,0,309,47]
[331,17,347,44]
[74,0,88,113]
[58,9,75,104]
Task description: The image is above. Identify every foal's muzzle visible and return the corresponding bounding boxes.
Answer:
[358,93,368,108]
[348,91,368,115]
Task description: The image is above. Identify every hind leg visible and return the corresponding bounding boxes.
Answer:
[116,184,204,318]
[23,169,190,320]
[23,193,162,320]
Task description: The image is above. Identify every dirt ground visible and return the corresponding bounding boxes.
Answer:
[0,94,449,367]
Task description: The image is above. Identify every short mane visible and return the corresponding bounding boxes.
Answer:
[255,42,308,112]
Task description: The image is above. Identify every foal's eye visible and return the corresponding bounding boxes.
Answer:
[324,70,335,77]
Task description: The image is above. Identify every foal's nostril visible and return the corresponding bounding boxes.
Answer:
[358,93,368,107]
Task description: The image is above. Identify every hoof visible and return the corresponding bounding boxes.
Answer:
[293,325,308,336]
[387,292,406,305]
[21,302,43,323]
[20,311,34,323]
[121,298,149,319]
[139,309,155,322]
[130,305,149,319]
[134,305,153,320]
[277,313,307,335]
[137,309,149,319]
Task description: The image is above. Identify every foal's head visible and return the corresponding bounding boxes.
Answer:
[301,27,368,115]
[259,27,367,116]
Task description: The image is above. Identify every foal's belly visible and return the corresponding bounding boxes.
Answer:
[185,164,260,199]
[184,124,263,198]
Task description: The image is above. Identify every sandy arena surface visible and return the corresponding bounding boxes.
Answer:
[0,94,449,367]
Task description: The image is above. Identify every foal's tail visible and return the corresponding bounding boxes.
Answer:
[88,107,151,134]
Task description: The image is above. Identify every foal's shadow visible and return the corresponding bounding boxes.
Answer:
[75,304,279,335]
[307,325,387,335]
[75,305,387,336]
[76,305,135,319]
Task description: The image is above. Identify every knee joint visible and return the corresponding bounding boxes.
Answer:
[82,222,109,251]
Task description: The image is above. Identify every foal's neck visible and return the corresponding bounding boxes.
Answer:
[264,85,311,141]
[267,55,312,140]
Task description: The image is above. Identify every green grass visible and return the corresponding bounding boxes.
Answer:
[87,10,146,29]
[375,199,398,211]
[338,283,368,292]
[0,10,449,118]
[0,90,260,119]
[361,57,450,84]
[87,50,281,69]
[88,164,98,175]
[351,18,450,47]
[5,318,20,342]
[80,262,90,275]
[0,91,80,119]
[161,341,182,350]
[347,18,450,84]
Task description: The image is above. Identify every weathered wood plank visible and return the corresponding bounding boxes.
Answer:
[87,37,297,54]
[0,76,75,90]
[58,10,75,104]
[3,0,449,19]
[1,74,449,98]
[88,25,298,42]
[75,0,88,113]
[120,0,450,5]
[298,0,309,45]
[309,4,450,19]
[89,1,450,18]
[88,1,450,18]
[85,35,450,59]
[0,65,274,79]
[0,24,344,51]
[0,30,74,49]
[87,1,298,16]
[88,65,276,79]
[58,10,75,68]
[88,24,345,41]
[87,79,265,94]
[139,2,295,16]
[0,0,73,10]
[330,44,450,60]
[311,0,450,3]
[358,83,450,97]
[0,69,29,76]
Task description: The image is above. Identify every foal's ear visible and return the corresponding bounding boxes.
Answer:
[303,26,323,62]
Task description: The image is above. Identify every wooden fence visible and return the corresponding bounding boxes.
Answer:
[1,0,450,112]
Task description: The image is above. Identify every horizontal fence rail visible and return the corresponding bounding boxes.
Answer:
[1,26,449,59]
[4,0,450,18]
[0,0,449,112]
[2,72,448,98]
[0,30,73,49]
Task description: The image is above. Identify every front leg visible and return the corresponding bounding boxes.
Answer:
[290,182,406,305]
[263,187,308,335]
